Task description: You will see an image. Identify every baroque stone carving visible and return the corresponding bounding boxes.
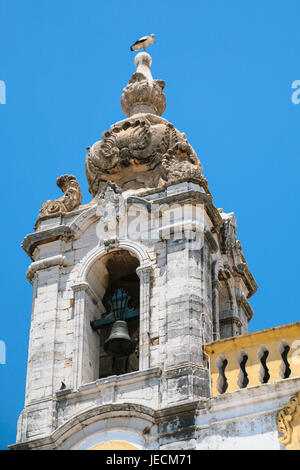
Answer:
[85,51,203,196]
[96,182,123,223]
[85,115,203,196]
[161,141,202,184]
[35,175,82,228]
[121,72,166,117]
[219,211,237,254]
[277,392,300,450]
[121,52,166,117]
[96,181,125,245]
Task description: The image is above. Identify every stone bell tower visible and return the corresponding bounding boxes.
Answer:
[12,52,257,450]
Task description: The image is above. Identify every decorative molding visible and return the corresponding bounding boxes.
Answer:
[78,240,153,282]
[236,294,254,322]
[85,52,204,195]
[26,255,68,283]
[212,259,225,281]
[121,71,166,117]
[136,264,153,278]
[74,367,161,397]
[69,205,98,239]
[22,225,75,260]
[153,189,223,232]
[277,392,300,450]
[204,229,218,253]
[232,263,258,299]
[10,402,157,450]
[219,316,242,328]
[71,281,105,314]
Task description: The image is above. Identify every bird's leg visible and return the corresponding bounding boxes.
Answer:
[143,47,146,52]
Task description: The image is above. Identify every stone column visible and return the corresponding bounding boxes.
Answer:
[20,264,61,442]
[136,264,152,371]
[72,282,103,389]
[25,265,60,403]
[212,279,221,341]
[157,196,212,403]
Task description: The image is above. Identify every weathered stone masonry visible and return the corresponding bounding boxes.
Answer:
[11,52,300,451]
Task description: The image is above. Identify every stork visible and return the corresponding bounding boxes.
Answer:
[130,34,155,52]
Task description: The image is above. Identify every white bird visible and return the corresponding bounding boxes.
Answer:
[130,34,155,52]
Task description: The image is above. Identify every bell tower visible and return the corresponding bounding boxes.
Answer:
[12,52,257,450]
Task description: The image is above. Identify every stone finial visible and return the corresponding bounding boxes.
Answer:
[85,52,204,195]
[134,52,153,82]
[121,52,166,117]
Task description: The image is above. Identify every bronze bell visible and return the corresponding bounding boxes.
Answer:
[104,320,136,357]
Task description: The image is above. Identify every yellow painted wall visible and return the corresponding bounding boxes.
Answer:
[89,440,139,450]
[205,322,300,397]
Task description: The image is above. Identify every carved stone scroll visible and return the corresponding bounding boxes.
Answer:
[85,116,203,196]
[85,51,204,196]
[35,175,82,229]
[277,392,300,450]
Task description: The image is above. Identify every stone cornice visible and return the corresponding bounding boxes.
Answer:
[131,177,211,198]
[126,195,152,212]
[22,225,75,260]
[56,367,162,401]
[22,182,223,262]
[219,316,243,328]
[154,399,201,424]
[151,189,223,232]
[12,375,300,450]
[34,206,88,232]
[26,255,68,283]
[236,294,255,322]
[232,263,258,299]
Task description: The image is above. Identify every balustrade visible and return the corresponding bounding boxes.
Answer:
[205,322,300,397]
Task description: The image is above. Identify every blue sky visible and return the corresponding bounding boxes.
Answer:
[0,0,299,450]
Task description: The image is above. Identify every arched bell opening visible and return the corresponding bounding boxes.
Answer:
[91,250,140,379]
